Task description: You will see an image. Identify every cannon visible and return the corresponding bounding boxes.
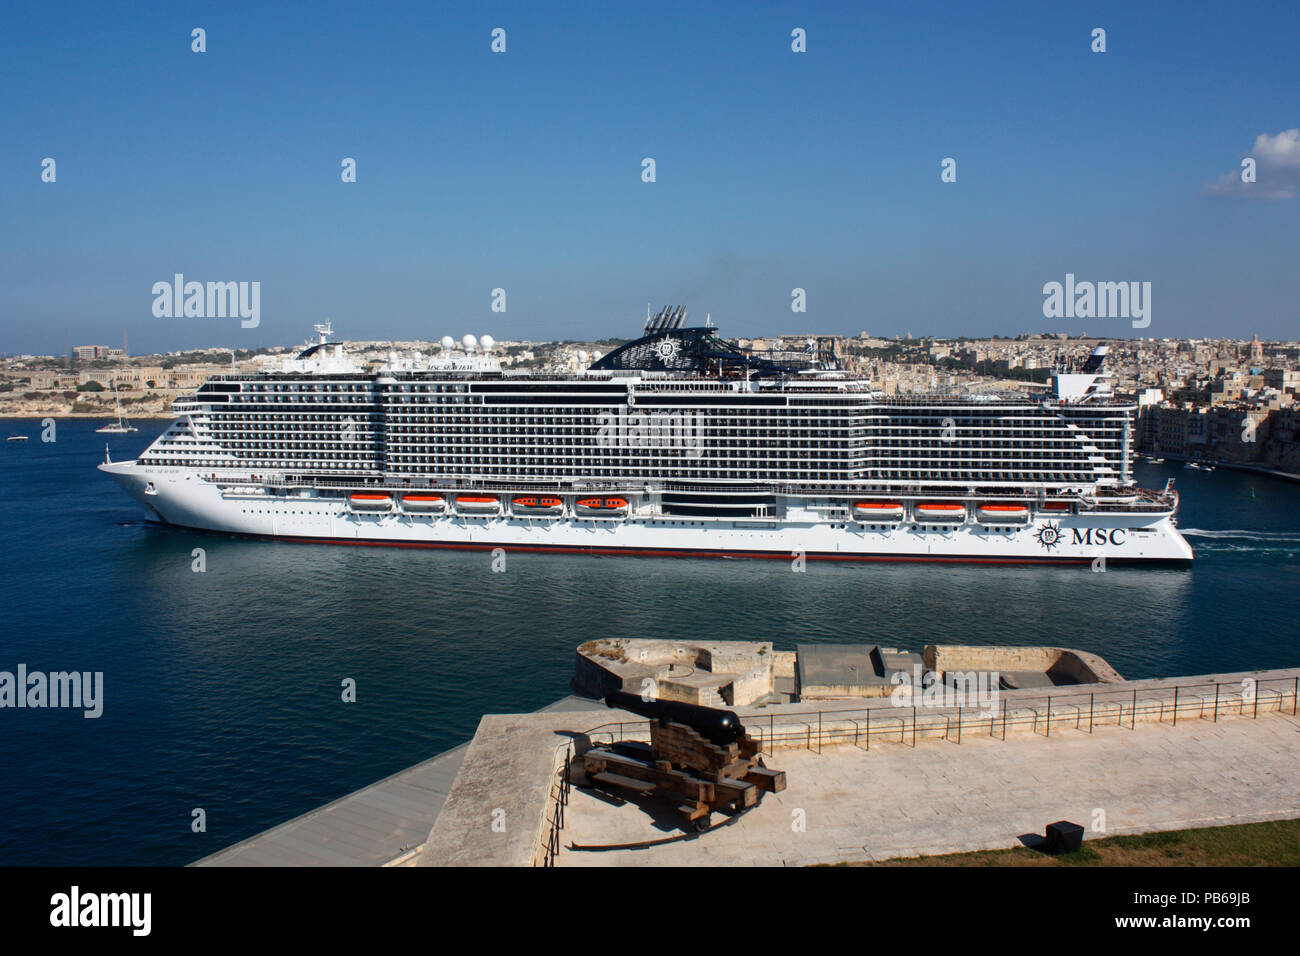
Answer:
[603,691,743,747]
[578,692,786,832]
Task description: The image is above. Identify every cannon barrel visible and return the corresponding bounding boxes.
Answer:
[604,691,744,746]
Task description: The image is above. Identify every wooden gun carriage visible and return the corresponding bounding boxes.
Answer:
[579,691,786,831]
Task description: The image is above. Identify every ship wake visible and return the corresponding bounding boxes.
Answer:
[1180,529,1300,542]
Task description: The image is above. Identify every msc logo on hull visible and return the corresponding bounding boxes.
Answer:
[1035,522,1127,551]
[1034,521,1062,551]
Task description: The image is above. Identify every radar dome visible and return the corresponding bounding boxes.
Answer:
[440,335,455,351]
[480,334,495,352]
[577,350,589,364]
[461,334,478,351]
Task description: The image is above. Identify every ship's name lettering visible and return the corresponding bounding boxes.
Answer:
[1072,528,1126,546]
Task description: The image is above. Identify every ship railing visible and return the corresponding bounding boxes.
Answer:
[205,473,1178,512]
[578,675,1298,756]
[1081,500,1173,514]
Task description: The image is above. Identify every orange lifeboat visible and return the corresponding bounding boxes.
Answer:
[400,494,446,514]
[513,495,564,517]
[575,496,629,517]
[976,503,1030,524]
[349,492,393,513]
[455,494,501,515]
[913,501,967,523]
[851,500,904,522]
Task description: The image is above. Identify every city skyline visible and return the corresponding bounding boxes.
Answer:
[3,1,1299,355]
[17,325,1296,362]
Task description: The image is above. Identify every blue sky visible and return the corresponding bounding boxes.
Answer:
[2,1,1297,354]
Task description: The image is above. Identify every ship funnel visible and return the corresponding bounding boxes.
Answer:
[1083,345,1109,374]
[644,305,687,332]
[645,305,673,332]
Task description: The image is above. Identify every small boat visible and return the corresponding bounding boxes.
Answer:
[575,496,628,517]
[96,393,139,433]
[1151,458,1165,464]
[512,495,564,516]
[455,494,502,515]
[976,503,1030,524]
[349,492,393,512]
[6,433,29,442]
[851,501,904,521]
[399,494,446,514]
[913,501,966,523]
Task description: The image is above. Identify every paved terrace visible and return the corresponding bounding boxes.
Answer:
[421,668,1300,867]
[194,696,605,867]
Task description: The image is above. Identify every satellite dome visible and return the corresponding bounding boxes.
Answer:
[480,334,495,352]
[440,335,455,351]
[577,350,589,364]
[461,334,478,351]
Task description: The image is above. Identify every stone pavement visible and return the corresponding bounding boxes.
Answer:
[556,710,1300,866]
[196,695,605,867]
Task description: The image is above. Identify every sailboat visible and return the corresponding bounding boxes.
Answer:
[96,387,139,434]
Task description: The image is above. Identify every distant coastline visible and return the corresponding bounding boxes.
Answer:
[1,412,173,420]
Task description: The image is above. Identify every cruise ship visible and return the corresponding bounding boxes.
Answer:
[99,310,1193,565]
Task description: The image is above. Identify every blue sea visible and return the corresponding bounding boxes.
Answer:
[1,417,1297,865]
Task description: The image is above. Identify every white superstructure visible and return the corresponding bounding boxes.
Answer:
[100,313,1193,565]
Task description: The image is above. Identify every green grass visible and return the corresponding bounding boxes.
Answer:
[841,818,1300,866]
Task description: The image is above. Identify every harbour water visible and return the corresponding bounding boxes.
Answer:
[1,418,1297,865]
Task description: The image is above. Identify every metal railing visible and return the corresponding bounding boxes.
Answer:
[579,675,1299,756]
[205,471,1175,512]
[539,744,572,868]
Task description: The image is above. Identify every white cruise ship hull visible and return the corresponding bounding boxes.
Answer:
[100,462,1194,565]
